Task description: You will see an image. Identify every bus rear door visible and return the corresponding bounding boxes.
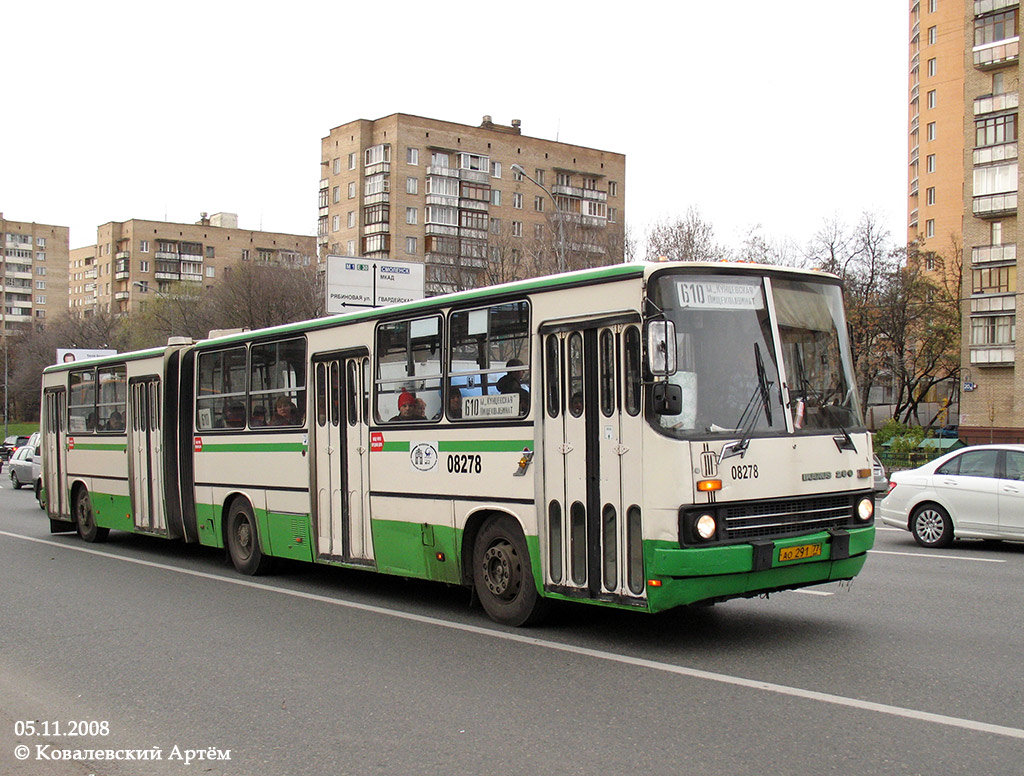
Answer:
[43,388,67,520]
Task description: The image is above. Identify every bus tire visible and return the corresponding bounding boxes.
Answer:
[74,487,109,543]
[472,515,548,626]
[225,499,273,575]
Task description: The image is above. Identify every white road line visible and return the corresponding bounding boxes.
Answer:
[869,549,1006,563]
[3,529,1023,742]
[793,588,834,596]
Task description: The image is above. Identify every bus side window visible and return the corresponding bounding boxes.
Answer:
[68,368,97,433]
[376,316,443,423]
[623,326,641,417]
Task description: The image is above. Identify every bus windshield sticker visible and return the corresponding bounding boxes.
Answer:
[675,280,762,310]
[462,393,519,420]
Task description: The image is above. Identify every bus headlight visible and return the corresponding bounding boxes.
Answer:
[696,513,717,540]
[856,498,874,521]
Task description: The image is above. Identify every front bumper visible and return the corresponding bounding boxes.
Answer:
[645,525,875,612]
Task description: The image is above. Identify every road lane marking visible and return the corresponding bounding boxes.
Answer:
[793,588,833,596]
[869,549,1006,563]
[3,529,1023,742]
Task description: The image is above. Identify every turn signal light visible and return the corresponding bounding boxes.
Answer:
[697,479,722,492]
[647,579,663,587]
[857,468,872,479]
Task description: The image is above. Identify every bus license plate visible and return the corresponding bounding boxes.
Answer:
[778,543,822,562]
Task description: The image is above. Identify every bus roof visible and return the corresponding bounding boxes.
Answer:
[43,260,839,370]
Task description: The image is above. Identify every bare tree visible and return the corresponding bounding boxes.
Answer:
[644,208,726,262]
[208,262,323,331]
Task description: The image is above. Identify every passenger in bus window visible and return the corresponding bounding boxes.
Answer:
[448,387,463,419]
[497,358,530,413]
[225,403,246,428]
[251,405,268,426]
[391,391,421,421]
[272,396,297,426]
[86,412,98,432]
[107,411,124,431]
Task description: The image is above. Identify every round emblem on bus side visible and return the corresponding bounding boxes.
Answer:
[410,442,438,472]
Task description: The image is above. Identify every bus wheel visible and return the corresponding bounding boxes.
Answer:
[226,500,273,575]
[473,516,548,626]
[74,488,109,543]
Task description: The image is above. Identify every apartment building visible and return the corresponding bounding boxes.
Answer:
[0,213,70,332]
[69,214,317,316]
[319,114,626,294]
[957,0,1023,442]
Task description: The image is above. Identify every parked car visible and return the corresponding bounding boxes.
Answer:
[8,445,35,489]
[880,444,1024,547]
[0,435,30,463]
[872,454,888,494]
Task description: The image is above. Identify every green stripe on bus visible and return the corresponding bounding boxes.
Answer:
[438,440,533,452]
[381,441,410,452]
[200,442,306,453]
[71,443,127,451]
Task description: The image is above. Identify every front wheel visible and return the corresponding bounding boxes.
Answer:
[225,500,273,575]
[75,487,109,543]
[10,470,21,489]
[472,516,548,626]
[911,504,953,548]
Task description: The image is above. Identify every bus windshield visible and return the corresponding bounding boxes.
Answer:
[650,272,863,438]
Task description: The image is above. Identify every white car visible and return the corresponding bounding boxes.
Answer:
[8,445,35,490]
[880,444,1024,547]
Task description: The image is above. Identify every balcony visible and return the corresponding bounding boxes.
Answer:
[3,265,32,279]
[973,243,1017,263]
[971,293,1016,313]
[973,192,1018,216]
[974,142,1018,165]
[363,191,389,206]
[3,279,30,292]
[582,189,607,202]
[155,271,180,281]
[364,222,390,235]
[155,251,178,260]
[459,198,489,212]
[114,291,130,301]
[974,91,1019,114]
[115,251,130,261]
[364,162,390,177]
[425,223,459,237]
[975,0,1019,15]
[552,184,585,198]
[910,208,919,226]
[84,268,97,279]
[910,176,919,196]
[425,194,458,207]
[114,270,130,281]
[427,166,459,178]
[459,168,490,184]
[974,37,1019,69]
[970,345,1015,366]
[182,273,203,283]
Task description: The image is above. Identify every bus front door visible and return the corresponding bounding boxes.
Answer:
[129,378,166,534]
[543,322,646,602]
[312,355,373,564]
[43,388,67,519]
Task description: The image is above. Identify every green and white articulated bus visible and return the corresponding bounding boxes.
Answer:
[40,261,876,625]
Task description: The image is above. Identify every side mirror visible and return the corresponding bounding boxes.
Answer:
[652,382,682,415]
[646,320,677,376]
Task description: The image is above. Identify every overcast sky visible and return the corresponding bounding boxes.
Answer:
[2,1,906,257]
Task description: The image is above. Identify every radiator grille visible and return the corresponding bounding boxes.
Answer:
[722,495,853,540]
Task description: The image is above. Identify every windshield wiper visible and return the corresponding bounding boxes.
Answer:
[833,425,857,453]
[722,344,774,461]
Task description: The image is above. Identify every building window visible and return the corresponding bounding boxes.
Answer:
[407,176,418,194]
[491,218,501,234]
[35,281,45,290]
[925,219,936,237]
[206,266,215,278]
[36,251,45,261]
[458,153,490,172]
[927,154,936,173]
[927,90,936,109]
[492,161,501,178]
[534,169,545,185]
[407,147,419,165]
[512,221,523,237]
[365,144,390,166]
[608,207,618,223]
[971,315,1015,345]
[513,192,523,209]
[36,237,46,247]
[975,10,1017,46]
[491,189,501,206]
[928,58,937,77]
[534,196,544,212]
[332,215,341,232]
[512,166,523,182]
[348,182,356,198]
[976,114,1017,147]
[430,151,449,168]
[140,240,149,253]
[973,266,1014,294]
[36,295,46,304]
[928,25,937,45]
[406,237,417,255]
[36,266,46,276]
[609,181,618,197]
[364,204,389,225]
[992,221,1003,244]
[927,122,936,141]
[140,260,150,272]
[557,172,571,187]
[973,162,1018,195]
[348,211,356,229]
[333,186,340,203]
[406,207,417,225]
[242,250,250,261]
[348,153,356,170]
[929,0,936,11]
[927,187,936,205]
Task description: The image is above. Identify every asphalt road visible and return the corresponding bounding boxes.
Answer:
[1,481,1022,776]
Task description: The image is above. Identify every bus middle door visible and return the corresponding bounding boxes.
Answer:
[129,378,166,534]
